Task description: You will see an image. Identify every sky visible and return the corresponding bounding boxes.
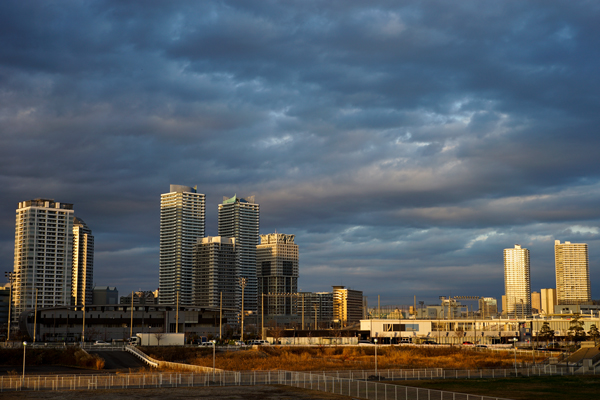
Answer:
[1,0,600,307]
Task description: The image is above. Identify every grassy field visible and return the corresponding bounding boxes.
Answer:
[394,375,600,400]
[143,345,542,371]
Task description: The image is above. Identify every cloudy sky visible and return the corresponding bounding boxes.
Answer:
[1,0,599,307]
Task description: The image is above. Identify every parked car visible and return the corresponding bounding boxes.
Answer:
[358,340,374,346]
[462,341,474,345]
[234,341,245,346]
[199,341,214,347]
[422,340,437,345]
[93,340,109,346]
[250,340,270,346]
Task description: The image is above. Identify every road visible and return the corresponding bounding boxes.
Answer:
[87,350,147,370]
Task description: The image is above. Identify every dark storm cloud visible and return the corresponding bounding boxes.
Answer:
[1,0,599,305]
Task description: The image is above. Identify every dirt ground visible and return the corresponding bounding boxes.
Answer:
[0,385,353,399]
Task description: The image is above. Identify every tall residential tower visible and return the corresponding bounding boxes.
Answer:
[503,244,531,317]
[72,217,94,306]
[159,185,205,305]
[12,199,74,321]
[218,195,259,313]
[555,240,590,305]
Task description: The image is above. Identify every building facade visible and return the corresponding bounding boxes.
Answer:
[12,199,75,322]
[555,240,591,305]
[72,217,94,307]
[504,244,531,317]
[218,195,259,313]
[92,286,119,305]
[193,236,240,323]
[531,291,541,314]
[120,290,158,305]
[479,297,498,317]
[159,185,205,306]
[257,233,299,316]
[333,286,364,327]
[540,288,557,315]
[297,292,334,329]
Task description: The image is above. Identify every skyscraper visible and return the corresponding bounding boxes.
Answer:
[540,288,557,315]
[332,286,364,327]
[159,185,205,305]
[555,240,590,305]
[503,244,531,318]
[193,236,239,323]
[257,233,299,316]
[12,199,74,321]
[72,217,94,306]
[218,195,259,313]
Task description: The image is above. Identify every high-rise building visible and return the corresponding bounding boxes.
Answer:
[218,195,259,313]
[332,286,364,327]
[503,244,531,317]
[531,291,541,314]
[478,297,498,317]
[193,236,239,323]
[297,292,334,329]
[257,233,299,316]
[555,240,591,305]
[159,185,205,305]
[72,217,94,307]
[12,199,74,321]
[540,288,557,315]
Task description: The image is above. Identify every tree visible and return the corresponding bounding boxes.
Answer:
[537,322,555,344]
[153,331,164,346]
[589,324,600,346]
[454,327,464,344]
[567,314,586,343]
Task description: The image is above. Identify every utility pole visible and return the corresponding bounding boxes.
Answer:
[5,272,14,341]
[261,293,264,340]
[82,297,86,344]
[176,290,179,333]
[130,291,134,339]
[239,278,247,341]
[313,303,318,330]
[220,292,223,340]
[302,294,305,330]
[33,289,38,343]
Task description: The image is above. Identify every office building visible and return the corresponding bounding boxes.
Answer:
[531,291,541,314]
[12,199,75,321]
[159,185,205,306]
[257,233,299,316]
[540,288,557,315]
[555,240,591,305]
[72,217,94,307]
[333,286,364,327]
[479,297,498,317]
[503,244,531,317]
[92,286,119,305]
[218,195,259,313]
[120,290,158,305]
[297,292,334,329]
[193,236,240,323]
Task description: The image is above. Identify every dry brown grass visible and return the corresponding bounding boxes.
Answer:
[143,346,543,371]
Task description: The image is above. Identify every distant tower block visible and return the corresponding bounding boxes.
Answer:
[555,240,590,305]
[504,244,531,318]
[159,185,205,306]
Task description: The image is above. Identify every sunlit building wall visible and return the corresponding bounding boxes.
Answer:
[504,244,531,317]
[555,240,590,305]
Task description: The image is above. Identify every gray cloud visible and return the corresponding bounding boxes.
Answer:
[1,0,599,306]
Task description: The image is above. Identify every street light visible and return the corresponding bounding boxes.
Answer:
[5,271,15,342]
[509,338,518,376]
[374,338,378,376]
[22,341,27,383]
[212,340,216,378]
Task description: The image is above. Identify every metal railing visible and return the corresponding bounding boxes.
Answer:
[3,365,600,398]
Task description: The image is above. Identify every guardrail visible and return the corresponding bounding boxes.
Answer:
[129,345,221,373]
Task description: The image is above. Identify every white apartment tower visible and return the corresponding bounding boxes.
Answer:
[555,240,591,305]
[159,185,205,305]
[72,217,94,306]
[12,199,74,321]
[257,233,299,316]
[193,236,240,323]
[503,244,531,317]
[218,195,259,313]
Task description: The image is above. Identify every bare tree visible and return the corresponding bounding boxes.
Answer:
[153,331,165,346]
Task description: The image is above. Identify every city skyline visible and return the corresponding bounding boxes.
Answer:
[1,1,600,305]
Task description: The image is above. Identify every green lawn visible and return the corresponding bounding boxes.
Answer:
[391,375,600,400]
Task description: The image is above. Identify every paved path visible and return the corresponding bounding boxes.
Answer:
[88,350,147,370]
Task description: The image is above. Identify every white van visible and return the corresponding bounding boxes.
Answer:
[250,340,269,346]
